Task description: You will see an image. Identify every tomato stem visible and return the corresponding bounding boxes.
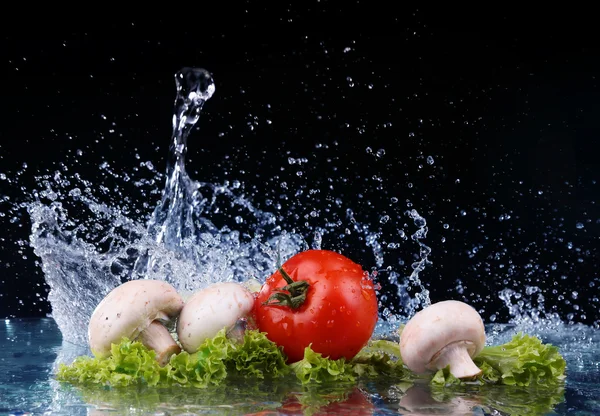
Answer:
[263,266,310,309]
[278,266,295,286]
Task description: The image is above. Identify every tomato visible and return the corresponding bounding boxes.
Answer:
[253,249,379,363]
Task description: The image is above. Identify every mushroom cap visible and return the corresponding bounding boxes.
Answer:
[177,282,255,353]
[88,279,184,357]
[399,300,486,374]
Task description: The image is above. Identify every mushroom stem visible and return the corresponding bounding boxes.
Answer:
[137,320,181,366]
[428,340,482,379]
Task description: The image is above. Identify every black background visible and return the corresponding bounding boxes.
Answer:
[1,7,598,325]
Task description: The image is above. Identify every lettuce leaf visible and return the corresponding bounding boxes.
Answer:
[289,339,415,385]
[289,346,355,385]
[430,333,567,387]
[167,328,234,388]
[57,329,566,391]
[475,332,567,386]
[350,339,414,380]
[227,326,290,379]
[56,328,288,388]
[56,338,169,387]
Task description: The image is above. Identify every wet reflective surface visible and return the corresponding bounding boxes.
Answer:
[1,318,598,415]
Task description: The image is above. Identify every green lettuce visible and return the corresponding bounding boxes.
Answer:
[227,326,290,378]
[289,346,355,385]
[57,329,565,390]
[430,332,567,387]
[287,339,415,385]
[167,328,234,388]
[57,328,289,388]
[350,339,414,380]
[56,338,169,387]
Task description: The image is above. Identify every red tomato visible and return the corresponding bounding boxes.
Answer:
[253,249,379,363]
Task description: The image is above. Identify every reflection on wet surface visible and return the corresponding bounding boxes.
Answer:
[1,318,598,415]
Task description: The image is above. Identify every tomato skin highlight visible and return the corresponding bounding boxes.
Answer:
[254,249,379,363]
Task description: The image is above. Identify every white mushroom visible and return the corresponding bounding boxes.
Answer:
[176,282,255,353]
[399,300,486,379]
[88,279,184,366]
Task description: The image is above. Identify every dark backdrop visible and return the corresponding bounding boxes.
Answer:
[1,8,598,325]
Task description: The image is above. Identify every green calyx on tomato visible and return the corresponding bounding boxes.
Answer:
[262,266,310,309]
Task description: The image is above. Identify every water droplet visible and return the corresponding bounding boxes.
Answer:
[426,155,434,165]
[576,222,584,229]
[68,188,81,198]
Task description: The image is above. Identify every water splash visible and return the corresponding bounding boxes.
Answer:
[129,67,286,285]
[19,67,435,345]
[405,208,432,310]
[142,67,217,253]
